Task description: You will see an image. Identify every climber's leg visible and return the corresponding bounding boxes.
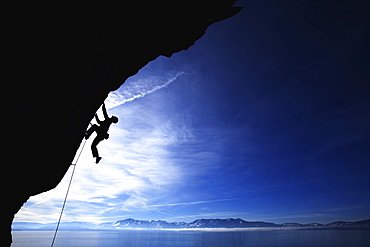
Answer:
[91,137,100,158]
[91,135,104,163]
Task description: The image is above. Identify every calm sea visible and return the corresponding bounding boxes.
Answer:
[11,229,370,247]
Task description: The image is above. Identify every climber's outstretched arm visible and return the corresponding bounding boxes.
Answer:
[95,113,102,124]
[102,102,109,119]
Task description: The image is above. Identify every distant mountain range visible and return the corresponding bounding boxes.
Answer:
[12,218,370,231]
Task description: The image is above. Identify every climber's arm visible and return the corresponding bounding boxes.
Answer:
[102,102,109,119]
[95,113,102,124]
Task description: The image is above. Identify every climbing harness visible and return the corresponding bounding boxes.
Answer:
[50,136,88,247]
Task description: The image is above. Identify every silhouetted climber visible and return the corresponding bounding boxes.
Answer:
[85,103,118,163]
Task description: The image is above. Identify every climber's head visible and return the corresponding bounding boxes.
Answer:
[111,116,119,123]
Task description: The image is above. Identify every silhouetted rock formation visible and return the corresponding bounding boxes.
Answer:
[2,1,241,245]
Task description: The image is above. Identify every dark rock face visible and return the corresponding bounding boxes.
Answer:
[2,1,241,245]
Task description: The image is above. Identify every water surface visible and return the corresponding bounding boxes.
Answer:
[11,229,370,247]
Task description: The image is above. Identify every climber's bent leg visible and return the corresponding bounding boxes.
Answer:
[85,124,98,139]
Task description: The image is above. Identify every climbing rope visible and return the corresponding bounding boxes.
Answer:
[50,137,88,247]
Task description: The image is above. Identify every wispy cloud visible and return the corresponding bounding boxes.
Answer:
[145,198,238,208]
[105,71,185,109]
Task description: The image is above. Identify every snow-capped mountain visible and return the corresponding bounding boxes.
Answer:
[112,218,187,229]
[188,218,278,228]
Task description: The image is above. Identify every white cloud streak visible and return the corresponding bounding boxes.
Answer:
[145,198,238,208]
[105,71,185,109]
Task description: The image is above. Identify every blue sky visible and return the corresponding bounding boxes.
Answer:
[15,1,369,225]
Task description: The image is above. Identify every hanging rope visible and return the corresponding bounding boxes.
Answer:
[50,137,88,247]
